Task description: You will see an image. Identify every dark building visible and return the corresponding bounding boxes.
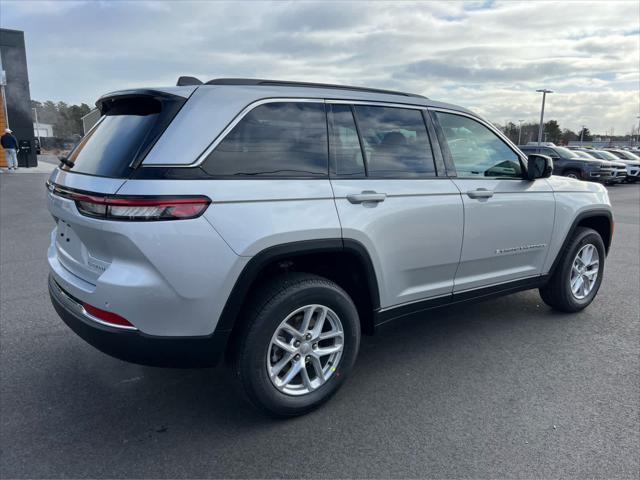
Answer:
[0,28,37,168]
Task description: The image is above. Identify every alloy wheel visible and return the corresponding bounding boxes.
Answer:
[267,304,344,396]
[570,243,600,299]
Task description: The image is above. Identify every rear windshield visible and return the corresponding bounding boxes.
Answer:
[63,95,185,178]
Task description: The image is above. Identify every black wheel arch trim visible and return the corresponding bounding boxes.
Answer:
[215,238,381,334]
[547,209,613,276]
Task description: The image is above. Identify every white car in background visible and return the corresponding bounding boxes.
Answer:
[605,149,640,182]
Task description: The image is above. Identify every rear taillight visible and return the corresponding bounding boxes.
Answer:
[48,182,210,221]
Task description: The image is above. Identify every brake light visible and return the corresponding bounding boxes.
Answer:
[48,183,210,221]
[82,303,135,328]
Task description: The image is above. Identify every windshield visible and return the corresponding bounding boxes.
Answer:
[615,150,640,160]
[573,150,596,159]
[554,146,581,158]
[63,94,185,178]
[593,150,621,161]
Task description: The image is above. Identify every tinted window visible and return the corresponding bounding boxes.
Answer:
[436,112,522,178]
[328,104,365,176]
[203,102,328,177]
[65,96,184,178]
[354,105,435,177]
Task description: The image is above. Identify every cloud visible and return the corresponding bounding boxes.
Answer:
[1,0,638,134]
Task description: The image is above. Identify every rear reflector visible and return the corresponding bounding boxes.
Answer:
[83,303,135,328]
[48,182,210,221]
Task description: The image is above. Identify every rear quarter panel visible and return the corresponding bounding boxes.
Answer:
[116,179,342,256]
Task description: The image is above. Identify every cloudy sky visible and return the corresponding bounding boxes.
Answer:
[2,0,639,134]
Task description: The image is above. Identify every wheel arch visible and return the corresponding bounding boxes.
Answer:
[549,209,613,276]
[561,166,582,177]
[217,239,381,350]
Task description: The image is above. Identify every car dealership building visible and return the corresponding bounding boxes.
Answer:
[0,28,37,168]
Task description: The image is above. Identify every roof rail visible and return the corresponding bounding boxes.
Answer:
[204,78,427,99]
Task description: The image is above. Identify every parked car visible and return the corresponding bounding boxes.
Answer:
[572,149,629,183]
[519,144,620,183]
[47,78,613,416]
[604,149,640,182]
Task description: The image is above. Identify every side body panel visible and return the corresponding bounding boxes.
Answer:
[331,179,464,308]
[451,178,556,291]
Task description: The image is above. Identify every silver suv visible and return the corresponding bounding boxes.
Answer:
[47,79,613,416]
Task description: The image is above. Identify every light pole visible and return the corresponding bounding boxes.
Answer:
[536,89,553,145]
[579,124,586,145]
[33,106,42,146]
[517,119,524,145]
[636,115,640,146]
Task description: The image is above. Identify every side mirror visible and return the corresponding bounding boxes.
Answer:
[526,154,553,180]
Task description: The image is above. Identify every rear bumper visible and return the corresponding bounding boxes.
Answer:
[49,275,230,368]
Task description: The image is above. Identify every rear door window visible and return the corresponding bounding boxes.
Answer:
[327,104,365,176]
[64,95,185,178]
[353,105,435,178]
[202,102,328,177]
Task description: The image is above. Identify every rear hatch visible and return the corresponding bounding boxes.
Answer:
[61,89,189,178]
[47,88,194,284]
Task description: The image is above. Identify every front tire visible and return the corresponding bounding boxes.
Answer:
[232,273,360,416]
[564,170,581,180]
[539,227,605,312]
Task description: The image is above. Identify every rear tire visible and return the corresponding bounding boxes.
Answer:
[232,273,360,416]
[539,227,605,313]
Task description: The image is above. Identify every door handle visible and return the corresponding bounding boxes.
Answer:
[346,191,387,204]
[466,188,494,199]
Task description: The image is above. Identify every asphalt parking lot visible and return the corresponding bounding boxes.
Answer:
[1,170,638,479]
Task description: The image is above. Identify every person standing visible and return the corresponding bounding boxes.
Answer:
[1,128,19,171]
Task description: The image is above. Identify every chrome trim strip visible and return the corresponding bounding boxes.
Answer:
[51,280,138,331]
[146,97,442,168]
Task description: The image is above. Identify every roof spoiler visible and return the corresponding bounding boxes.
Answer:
[177,76,203,86]
[95,89,186,115]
